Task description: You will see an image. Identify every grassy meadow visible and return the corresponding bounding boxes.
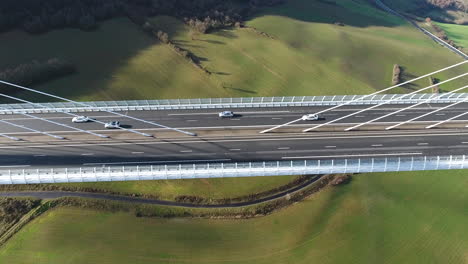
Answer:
[52,175,298,200]
[435,22,468,51]
[0,0,466,102]
[2,169,468,264]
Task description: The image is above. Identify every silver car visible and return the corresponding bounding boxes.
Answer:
[219,111,234,118]
[301,114,319,121]
[72,116,94,123]
[104,121,120,129]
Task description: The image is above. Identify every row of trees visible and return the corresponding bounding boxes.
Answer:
[0,58,76,93]
[0,0,285,34]
[426,18,465,52]
[427,0,468,11]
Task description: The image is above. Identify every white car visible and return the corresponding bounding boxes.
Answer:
[72,116,94,123]
[104,121,120,129]
[219,111,235,118]
[301,114,319,121]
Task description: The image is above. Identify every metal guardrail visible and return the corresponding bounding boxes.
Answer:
[0,93,467,114]
[0,155,466,185]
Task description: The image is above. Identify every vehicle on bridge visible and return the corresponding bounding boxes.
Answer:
[301,114,320,121]
[104,121,120,129]
[219,111,235,118]
[72,116,94,123]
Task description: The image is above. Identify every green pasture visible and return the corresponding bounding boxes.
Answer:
[435,22,468,50]
[55,175,298,200]
[0,0,465,102]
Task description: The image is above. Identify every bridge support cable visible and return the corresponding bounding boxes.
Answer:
[0,95,109,139]
[0,80,196,137]
[0,132,21,141]
[0,119,65,140]
[0,93,149,138]
[427,110,468,129]
[386,85,468,130]
[259,60,468,133]
[344,84,468,131]
[2,110,109,139]
[303,72,468,132]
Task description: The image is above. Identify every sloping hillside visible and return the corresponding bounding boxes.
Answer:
[384,0,468,24]
[0,0,466,101]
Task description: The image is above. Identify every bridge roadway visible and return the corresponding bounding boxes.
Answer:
[1,103,468,168]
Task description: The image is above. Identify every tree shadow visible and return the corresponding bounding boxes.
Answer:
[223,86,257,95]
[214,29,238,39]
[198,39,225,45]
[214,72,231,76]
[400,66,419,90]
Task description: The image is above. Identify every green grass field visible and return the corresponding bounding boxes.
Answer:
[384,0,468,24]
[2,169,468,264]
[435,22,468,51]
[0,0,466,102]
[53,175,298,200]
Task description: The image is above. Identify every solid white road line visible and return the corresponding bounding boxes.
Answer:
[282,152,423,159]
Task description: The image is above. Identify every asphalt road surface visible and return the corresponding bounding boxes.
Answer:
[1,104,468,168]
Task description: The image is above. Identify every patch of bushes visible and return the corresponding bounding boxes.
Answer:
[391,64,402,86]
[430,21,461,47]
[0,0,286,34]
[0,58,76,93]
[330,174,352,186]
[0,198,40,235]
[396,0,468,24]
[144,23,212,74]
[429,76,441,93]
